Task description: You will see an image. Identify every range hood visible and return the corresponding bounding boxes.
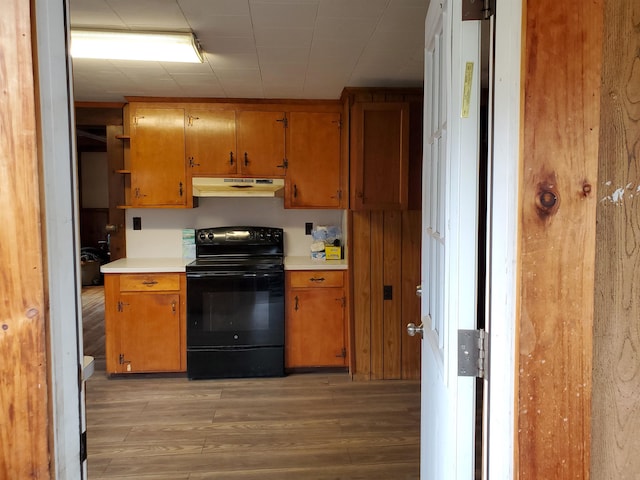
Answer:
[192,177,285,197]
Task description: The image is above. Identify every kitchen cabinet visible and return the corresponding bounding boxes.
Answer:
[342,88,423,211]
[236,110,287,177]
[350,102,409,210]
[186,108,237,176]
[104,272,186,374]
[285,111,344,209]
[129,104,192,207]
[285,270,347,369]
[186,107,287,178]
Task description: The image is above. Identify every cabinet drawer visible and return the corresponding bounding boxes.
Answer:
[289,270,343,288]
[119,273,181,292]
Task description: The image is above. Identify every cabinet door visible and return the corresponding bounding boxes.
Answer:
[236,111,287,177]
[186,108,237,176]
[119,292,182,373]
[351,102,410,210]
[285,112,343,208]
[130,106,188,207]
[286,287,346,368]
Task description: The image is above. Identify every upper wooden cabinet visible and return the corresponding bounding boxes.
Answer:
[186,108,287,177]
[126,99,345,209]
[285,111,343,209]
[129,104,192,208]
[186,108,237,176]
[342,88,423,211]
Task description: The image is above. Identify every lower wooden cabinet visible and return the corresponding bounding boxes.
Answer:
[285,270,347,369]
[104,273,186,374]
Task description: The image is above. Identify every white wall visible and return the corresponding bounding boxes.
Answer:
[124,197,345,258]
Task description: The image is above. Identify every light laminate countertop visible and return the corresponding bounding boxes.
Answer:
[100,256,347,273]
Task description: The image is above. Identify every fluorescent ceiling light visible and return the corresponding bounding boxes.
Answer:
[70,29,204,63]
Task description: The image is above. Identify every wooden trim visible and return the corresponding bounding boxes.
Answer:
[1,0,51,477]
[591,0,640,476]
[352,211,372,379]
[370,211,385,379]
[124,97,342,111]
[401,211,421,380]
[382,212,402,379]
[517,0,603,477]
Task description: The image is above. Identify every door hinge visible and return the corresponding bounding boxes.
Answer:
[80,430,87,463]
[458,329,488,379]
[119,353,125,364]
[462,0,494,20]
[336,347,347,358]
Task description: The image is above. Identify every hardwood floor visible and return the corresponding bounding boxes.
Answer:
[82,286,421,479]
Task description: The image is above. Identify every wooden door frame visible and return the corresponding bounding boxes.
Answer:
[515,0,603,477]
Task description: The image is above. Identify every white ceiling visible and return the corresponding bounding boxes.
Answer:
[69,0,428,102]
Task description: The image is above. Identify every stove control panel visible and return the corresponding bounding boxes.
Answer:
[195,226,283,246]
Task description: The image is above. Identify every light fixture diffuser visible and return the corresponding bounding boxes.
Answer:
[70,29,204,63]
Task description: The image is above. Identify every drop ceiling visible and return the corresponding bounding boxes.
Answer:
[69,0,428,102]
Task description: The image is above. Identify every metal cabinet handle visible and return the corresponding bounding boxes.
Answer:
[244,152,249,166]
[293,184,298,198]
[171,300,176,314]
[229,151,234,165]
[309,277,325,282]
[141,280,158,286]
[294,295,299,311]
[416,285,423,297]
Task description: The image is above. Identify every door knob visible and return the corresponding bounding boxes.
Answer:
[407,322,424,337]
[416,285,422,297]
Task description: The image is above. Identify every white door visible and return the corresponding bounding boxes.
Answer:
[420,0,482,478]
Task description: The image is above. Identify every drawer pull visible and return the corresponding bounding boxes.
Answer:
[309,277,325,282]
[294,295,299,311]
[142,280,158,287]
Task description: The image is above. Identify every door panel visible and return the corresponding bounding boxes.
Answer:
[420,0,482,478]
[236,111,286,177]
[186,108,237,176]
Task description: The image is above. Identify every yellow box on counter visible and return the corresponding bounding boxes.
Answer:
[325,246,341,260]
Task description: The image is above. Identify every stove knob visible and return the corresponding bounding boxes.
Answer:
[198,231,207,241]
[207,232,214,241]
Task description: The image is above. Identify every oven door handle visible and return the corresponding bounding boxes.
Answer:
[187,271,281,278]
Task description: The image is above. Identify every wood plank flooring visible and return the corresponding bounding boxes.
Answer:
[82,286,421,479]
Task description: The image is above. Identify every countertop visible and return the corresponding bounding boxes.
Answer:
[101,256,348,273]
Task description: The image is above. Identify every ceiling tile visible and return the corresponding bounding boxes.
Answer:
[314,16,378,39]
[317,0,389,18]
[191,16,254,40]
[104,0,191,28]
[179,0,251,16]
[207,53,260,70]
[70,0,125,27]
[253,27,314,48]
[257,46,310,65]
[249,1,318,28]
[201,36,256,54]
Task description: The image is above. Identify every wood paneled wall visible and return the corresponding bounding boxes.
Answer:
[0,1,51,478]
[350,211,421,380]
[517,0,603,477]
[592,0,640,477]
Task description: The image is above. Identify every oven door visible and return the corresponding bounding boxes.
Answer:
[186,269,284,348]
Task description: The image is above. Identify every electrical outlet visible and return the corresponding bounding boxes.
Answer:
[383,285,393,300]
[133,217,142,230]
[305,222,313,235]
